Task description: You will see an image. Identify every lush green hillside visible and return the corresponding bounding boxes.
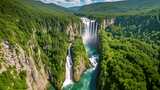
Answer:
[0,0,74,16]
[97,15,160,90]
[0,0,81,90]
[106,16,160,45]
[98,29,160,90]
[72,0,160,17]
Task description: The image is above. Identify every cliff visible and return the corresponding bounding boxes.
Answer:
[97,15,160,90]
[71,38,90,81]
[0,0,81,90]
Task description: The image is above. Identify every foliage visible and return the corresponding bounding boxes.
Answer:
[71,37,90,81]
[72,0,160,19]
[106,15,160,45]
[0,68,27,90]
[0,0,81,89]
[97,30,160,90]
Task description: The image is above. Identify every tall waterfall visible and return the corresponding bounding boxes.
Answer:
[62,17,99,90]
[81,17,99,68]
[62,44,73,87]
[81,17,98,47]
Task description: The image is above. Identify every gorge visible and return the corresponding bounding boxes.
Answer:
[1,0,160,90]
[62,17,99,90]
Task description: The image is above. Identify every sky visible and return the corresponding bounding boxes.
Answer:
[39,0,124,7]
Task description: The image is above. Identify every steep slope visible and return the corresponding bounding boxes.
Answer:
[71,38,90,81]
[97,15,160,90]
[0,0,81,90]
[98,30,160,90]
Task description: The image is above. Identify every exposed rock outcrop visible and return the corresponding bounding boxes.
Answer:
[100,18,115,30]
[73,56,88,81]
[0,41,49,90]
[71,38,90,82]
[66,23,81,41]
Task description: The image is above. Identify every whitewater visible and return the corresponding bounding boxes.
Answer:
[63,17,99,90]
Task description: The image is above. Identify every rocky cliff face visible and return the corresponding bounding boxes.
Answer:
[100,18,115,30]
[0,41,48,90]
[73,55,89,81]
[66,23,81,41]
[0,18,81,90]
[71,36,90,82]
[0,0,84,90]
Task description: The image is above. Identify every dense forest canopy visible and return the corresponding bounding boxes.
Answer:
[98,30,160,90]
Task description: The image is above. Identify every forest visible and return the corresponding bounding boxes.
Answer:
[97,15,160,90]
[0,0,80,89]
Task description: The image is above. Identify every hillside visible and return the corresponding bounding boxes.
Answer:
[71,0,160,16]
[1,0,74,16]
[0,0,82,90]
[98,30,160,90]
[97,15,160,90]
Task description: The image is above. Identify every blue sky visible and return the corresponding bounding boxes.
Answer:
[39,0,124,7]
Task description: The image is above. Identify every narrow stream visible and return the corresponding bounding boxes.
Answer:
[63,17,99,90]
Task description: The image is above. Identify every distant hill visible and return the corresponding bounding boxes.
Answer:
[70,0,160,16]
[21,0,72,14]
[0,0,73,17]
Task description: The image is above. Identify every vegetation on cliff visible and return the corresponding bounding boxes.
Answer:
[97,16,160,90]
[71,37,90,81]
[0,68,27,90]
[0,0,81,89]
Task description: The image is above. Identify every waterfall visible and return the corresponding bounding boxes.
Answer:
[62,17,99,90]
[62,44,73,87]
[81,17,98,46]
[81,17,99,68]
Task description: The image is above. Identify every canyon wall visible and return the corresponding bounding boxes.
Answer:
[0,14,81,90]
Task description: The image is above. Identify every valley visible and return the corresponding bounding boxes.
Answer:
[0,0,160,90]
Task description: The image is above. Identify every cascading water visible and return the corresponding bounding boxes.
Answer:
[81,17,99,68]
[62,43,73,87]
[63,17,99,90]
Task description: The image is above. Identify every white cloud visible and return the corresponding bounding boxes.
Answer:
[104,0,124,2]
[83,0,93,4]
[39,0,124,7]
[40,0,80,4]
